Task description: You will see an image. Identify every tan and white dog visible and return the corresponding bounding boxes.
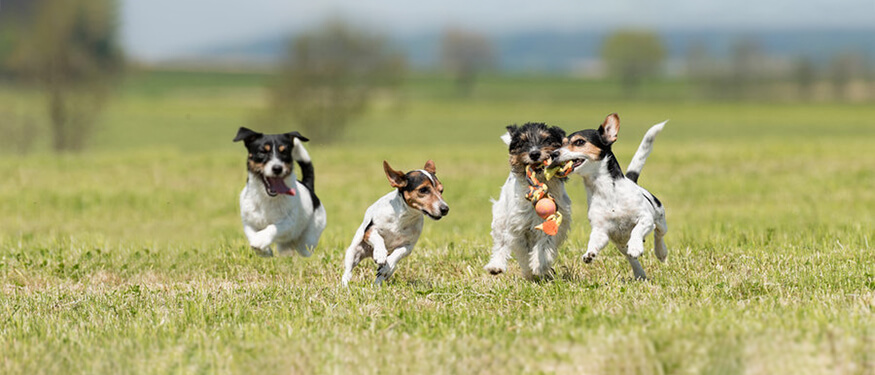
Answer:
[342,160,449,286]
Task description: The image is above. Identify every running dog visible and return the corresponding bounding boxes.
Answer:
[551,113,667,279]
[234,127,327,257]
[342,160,449,286]
[485,122,571,280]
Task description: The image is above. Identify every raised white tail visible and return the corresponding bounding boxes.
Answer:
[625,120,667,183]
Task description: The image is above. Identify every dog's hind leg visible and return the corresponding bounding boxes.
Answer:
[653,216,668,262]
[342,245,367,287]
[616,244,647,280]
[529,236,558,280]
[296,206,327,257]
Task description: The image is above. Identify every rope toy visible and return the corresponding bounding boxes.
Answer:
[525,159,574,236]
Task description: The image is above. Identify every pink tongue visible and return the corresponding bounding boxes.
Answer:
[268,177,296,196]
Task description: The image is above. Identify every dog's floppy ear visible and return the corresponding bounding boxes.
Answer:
[423,160,436,175]
[383,160,407,188]
[500,125,517,146]
[285,131,309,142]
[233,127,262,144]
[598,113,620,145]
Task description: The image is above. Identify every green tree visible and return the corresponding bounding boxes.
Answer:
[601,30,666,96]
[440,28,495,95]
[9,0,124,152]
[793,57,817,101]
[263,21,406,142]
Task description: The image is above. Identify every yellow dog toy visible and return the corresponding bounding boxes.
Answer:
[525,159,574,236]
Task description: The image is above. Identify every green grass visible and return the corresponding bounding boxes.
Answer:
[1,70,874,374]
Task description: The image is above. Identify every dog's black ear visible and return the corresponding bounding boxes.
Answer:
[549,125,566,140]
[234,127,262,144]
[505,125,518,134]
[598,113,620,145]
[383,160,407,189]
[285,131,309,142]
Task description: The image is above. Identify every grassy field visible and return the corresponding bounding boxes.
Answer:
[1,70,874,374]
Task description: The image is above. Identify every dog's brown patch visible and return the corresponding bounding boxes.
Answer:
[263,144,271,152]
[248,159,266,174]
[567,134,604,161]
[278,145,286,153]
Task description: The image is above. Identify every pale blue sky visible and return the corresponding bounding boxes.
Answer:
[121,0,875,61]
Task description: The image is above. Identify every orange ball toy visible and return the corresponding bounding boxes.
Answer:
[535,198,557,219]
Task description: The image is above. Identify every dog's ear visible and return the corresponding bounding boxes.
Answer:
[549,125,566,140]
[501,125,517,146]
[285,131,309,142]
[423,160,436,175]
[598,113,620,145]
[383,160,407,188]
[233,127,262,144]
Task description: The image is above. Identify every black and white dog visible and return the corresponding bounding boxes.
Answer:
[551,113,667,279]
[485,123,571,280]
[233,127,327,257]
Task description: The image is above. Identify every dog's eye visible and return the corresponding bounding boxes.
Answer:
[573,139,585,147]
[419,186,430,194]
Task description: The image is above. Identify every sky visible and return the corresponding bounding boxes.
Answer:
[121,0,875,61]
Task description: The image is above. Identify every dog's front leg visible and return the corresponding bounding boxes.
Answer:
[245,224,276,256]
[583,228,610,263]
[368,231,389,266]
[375,246,411,285]
[626,218,655,259]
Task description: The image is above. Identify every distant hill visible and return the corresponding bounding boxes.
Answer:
[191,29,875,73]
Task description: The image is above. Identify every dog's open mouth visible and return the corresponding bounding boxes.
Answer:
[261,175,296,197]
[423,210,443,220]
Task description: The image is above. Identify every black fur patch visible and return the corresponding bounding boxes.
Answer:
[399,171,435,194]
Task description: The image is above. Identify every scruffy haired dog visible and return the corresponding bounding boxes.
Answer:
[342,160,449,286]
[485,123,571,280]
[234,127,327,257]
[551,113,667,279]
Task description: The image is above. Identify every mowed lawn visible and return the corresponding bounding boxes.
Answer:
[1,71,874,374]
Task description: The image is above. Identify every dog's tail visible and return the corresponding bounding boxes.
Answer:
[293,138,321,208]
[625,120,667,184]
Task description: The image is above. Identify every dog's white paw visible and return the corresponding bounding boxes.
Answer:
[250,226,277,250]
[627,242,644,258]
[484,259,507,275]
[582,251,597,263]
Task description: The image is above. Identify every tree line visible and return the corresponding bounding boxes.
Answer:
[1,3,871,152]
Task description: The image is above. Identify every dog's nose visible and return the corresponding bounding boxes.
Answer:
[271,165,284,175]
[551,150,560,158]
[440,204,450,216]
[528,150,541,161]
